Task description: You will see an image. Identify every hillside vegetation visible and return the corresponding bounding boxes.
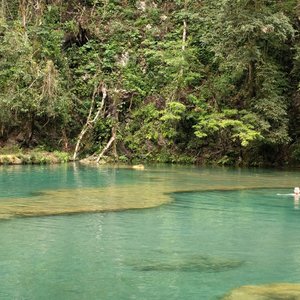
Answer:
[1,0,300,166]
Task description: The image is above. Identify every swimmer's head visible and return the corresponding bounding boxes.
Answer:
[294,187,300,194]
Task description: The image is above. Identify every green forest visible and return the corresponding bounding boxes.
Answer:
[0,0,300,166]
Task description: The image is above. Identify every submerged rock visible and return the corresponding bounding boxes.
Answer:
[222,283,300,300]
[128,255,243,273]
[0,184,172,219]
[1,166,300,219]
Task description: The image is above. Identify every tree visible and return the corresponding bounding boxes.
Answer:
[192,0,295,163]
[0,6,71,147]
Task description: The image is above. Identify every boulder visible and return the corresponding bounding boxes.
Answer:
[132,164,145,170]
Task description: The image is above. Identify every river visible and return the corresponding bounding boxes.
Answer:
[0,164,300,299]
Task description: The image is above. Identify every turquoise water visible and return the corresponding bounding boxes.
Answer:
[1,164,300,299]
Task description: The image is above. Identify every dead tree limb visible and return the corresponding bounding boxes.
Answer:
[96,130,116,163]
[96,90,121,162]
[72,84,107,160]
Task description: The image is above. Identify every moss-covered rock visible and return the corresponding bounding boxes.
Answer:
[222,283,300,300]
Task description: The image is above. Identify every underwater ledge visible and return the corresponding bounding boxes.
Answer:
[222,283,300,299]
[0,182,298,220]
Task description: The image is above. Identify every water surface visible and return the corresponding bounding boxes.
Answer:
[1,164,300,299]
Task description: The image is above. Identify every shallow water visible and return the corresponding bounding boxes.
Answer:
[1,164,300,299]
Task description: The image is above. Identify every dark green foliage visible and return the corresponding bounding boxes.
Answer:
[0,0,299,165]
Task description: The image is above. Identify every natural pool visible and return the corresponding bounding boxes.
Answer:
[1,164,300,299]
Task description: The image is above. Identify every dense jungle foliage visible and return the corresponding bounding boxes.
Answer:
[0,0,300,166]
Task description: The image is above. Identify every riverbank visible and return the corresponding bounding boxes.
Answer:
[0,149,70,165]
[0,148,148,166]
[0,146,298,167]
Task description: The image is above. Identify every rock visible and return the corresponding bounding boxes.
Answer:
[222,283,300,300]
[136,1,146,11]
[118,51,129,67]
[129,255,243,273]
[132,164,145,170]
[0,155,22,164]
[11,156,22,164]
[0,183,172,219]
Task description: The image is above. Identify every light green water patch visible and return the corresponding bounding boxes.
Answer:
[222,283,300,299]
[1,165,300,219]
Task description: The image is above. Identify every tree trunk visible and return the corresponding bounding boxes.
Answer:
[34,0,44,25]
[179,18,187,79]
[111,94,119,159]
[182,19,187,52]
[61,128,69,151]
[176,0,188,97]
[72,84,107,160]
[96,90,121,162]
[111,124,118,158]
[1,0,6,20]
[96,131,116,163]
[19,0,28,30]
[247,60,256,98]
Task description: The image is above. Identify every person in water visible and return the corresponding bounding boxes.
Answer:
[294,187,300,209]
